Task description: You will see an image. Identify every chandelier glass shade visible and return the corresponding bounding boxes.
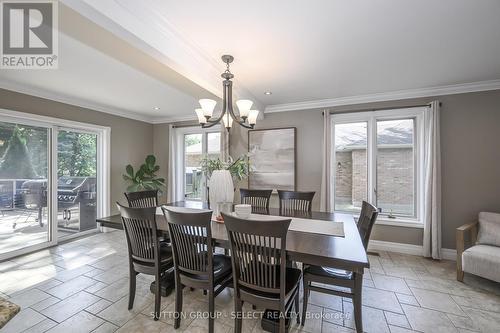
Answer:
[195,55,258,130]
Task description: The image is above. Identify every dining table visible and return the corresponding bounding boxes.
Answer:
[96,201,369,294]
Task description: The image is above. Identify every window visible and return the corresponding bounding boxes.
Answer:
[331,107,424,222]
[184,133,203,200]
[177,127,221,201]
[376,119,415,217]
[334,122,368,212]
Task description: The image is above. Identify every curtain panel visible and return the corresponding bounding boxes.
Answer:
[167,124,179,203]
[320,110,332,212]
[423,101,442,259]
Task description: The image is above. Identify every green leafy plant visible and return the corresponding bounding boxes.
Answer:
[123,155,165,192]
[200,155,250,182]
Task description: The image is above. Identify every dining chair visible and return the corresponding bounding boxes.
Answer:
[239,188,272,212]
[222,213,302,333]
[301,200,378,332]
[125,190,170,243]
[124,190,159,208]
[277,190,315,213]
[162,207,233,333]
[116,203,173,321]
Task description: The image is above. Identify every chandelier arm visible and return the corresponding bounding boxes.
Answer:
[201,121,221,129]
[227,80,255,129]
[229,107,254,128]
[203,81,228,126]
[235,120,255,129]
[204,110,225,124]
[227,80,239,122]
[205,117,222,123]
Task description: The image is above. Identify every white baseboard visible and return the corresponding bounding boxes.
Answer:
[441,248,458,261]
[368,240,457,261]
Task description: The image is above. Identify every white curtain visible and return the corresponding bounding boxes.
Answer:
[167,124,180,203]
[220,125,229,162]
[423,101,442,259]
[320,110,332,212]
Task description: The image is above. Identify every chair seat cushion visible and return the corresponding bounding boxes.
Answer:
[159,242,173,262]
[182,254,232,281]
[213,254,232,278]
[462,244,500,283]
[240,266,302,299]
[304,265,353,280]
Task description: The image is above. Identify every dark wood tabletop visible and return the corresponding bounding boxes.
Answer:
[97,201,369,273]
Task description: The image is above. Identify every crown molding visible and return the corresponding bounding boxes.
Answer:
[150,114,198,124]
[0,79,155,123]
[264,79,500,113]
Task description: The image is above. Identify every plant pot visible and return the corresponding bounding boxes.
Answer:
[208,170,234,217]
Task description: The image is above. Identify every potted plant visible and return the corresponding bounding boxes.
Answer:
[123,155,165,193]
[200,155,249,217]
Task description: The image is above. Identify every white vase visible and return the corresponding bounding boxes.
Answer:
[208,170,234,216]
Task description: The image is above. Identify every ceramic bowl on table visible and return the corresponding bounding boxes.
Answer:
[234,204,252,219]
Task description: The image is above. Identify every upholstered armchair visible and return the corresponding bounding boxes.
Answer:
[456,212,500,282]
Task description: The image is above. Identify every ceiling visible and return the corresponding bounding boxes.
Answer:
[2,0,500,122]
[142,0,500,106]
[0,3,210,123]
[0,31,199,122]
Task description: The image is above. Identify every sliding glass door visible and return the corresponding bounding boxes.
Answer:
[0,111,109,260]
[0,120,54,258]
[57,128,98,238]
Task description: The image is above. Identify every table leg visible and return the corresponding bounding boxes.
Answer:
[353,272,364,333]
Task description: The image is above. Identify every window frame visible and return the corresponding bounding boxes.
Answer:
[331,107,426,226]
[175,125,222,202]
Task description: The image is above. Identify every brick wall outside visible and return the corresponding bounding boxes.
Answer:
[376,147,414,214]
[334,151,352,204]
[335,147,413,215]
[352,149,368,207]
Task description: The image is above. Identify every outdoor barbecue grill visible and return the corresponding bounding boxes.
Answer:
[19,179,47,227]
[57,176,97,232]
[7,176,97,231]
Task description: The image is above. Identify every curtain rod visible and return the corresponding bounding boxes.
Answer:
[172,124,198,129]
[324,102,442,115]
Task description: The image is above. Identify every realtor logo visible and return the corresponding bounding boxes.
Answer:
[1,0,58,69]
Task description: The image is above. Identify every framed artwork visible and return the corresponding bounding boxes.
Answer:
[248,127,296,191]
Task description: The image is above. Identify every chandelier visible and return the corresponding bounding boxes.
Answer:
[195,55,259,130]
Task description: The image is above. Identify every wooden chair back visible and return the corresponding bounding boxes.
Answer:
[125,190,158,208]
[117,203,160,265]
[277,190,315,212]
[240,189,272,209]
[223,213,291,297]
[162,207,214,277]
[357,201,379,249]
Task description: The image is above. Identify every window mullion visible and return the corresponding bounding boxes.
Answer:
[367,115,377,207]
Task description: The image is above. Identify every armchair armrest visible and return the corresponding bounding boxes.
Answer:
[456,222,478,232]
[456,221,478,281]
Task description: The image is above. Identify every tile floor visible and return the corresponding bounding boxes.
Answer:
[1,230,500,332]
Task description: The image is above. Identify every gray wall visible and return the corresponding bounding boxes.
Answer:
[229,90,500,249]
[0,89,154,214]
[153,123,170,204]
